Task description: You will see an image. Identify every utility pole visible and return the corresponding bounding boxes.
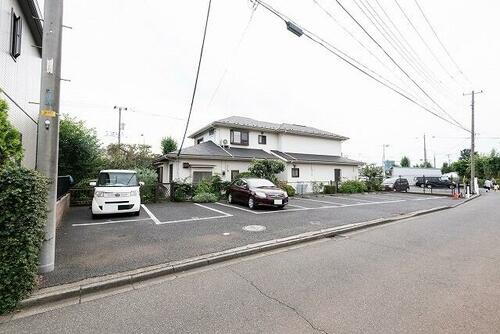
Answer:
[463,90,483,194]
[433,154,436,168]
[382,144,389,177]
[36,0,64,273]
[423,133,428,166]
[114,106,127,147]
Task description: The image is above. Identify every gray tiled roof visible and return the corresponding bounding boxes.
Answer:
[226,147,276,159]
[189,116,348,140]
[271,150,363,166]
[155,141,278,162]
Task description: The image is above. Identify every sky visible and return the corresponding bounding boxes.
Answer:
[58,0,500,167]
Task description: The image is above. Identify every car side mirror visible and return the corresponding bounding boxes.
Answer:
[89,181,96,187]
[139,181,145,186]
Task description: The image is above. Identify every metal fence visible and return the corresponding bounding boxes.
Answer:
[69,183,173,207]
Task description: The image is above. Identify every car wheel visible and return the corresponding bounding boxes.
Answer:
[420,184,425,188]
[228,193,233,204]
[248,196,256,210]
[91,213,98,220]
[449,185,455,189]
[427,184,432,189]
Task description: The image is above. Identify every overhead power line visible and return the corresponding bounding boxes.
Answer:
[333,0,469,132]
[413,0,473,86]
[252,0,469,132]
[178,0,212,157]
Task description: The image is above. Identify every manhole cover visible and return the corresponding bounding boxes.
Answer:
[243,225,266,232]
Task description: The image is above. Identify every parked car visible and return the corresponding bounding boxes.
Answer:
[382,177,410,192]
[425,177,456,189]
[228,178,288,209]
[89,169,144,219]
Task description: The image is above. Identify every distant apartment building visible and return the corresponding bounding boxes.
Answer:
[0,0,43,168]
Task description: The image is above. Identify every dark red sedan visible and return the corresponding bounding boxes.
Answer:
[228,178,288,209]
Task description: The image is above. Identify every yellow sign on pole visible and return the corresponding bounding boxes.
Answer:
[40,110,57,117]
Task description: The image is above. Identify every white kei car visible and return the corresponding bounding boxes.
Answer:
[90,170,143,219]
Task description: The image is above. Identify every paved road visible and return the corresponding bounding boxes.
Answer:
[2,193,498,333]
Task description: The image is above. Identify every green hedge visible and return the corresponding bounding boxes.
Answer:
[0,167,48,314]
[323,184,337,194]
[192,192,218,203]
[338,180,367,193]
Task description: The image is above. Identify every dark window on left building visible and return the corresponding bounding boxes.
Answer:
[197,137,204,144]
[258,134,267,145]
[10,10,23,59]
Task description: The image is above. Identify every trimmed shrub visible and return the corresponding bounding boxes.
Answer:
[338,180,367,193]
[323,184,337,194]
[312,181,324,194]
[136,168,158,203]
[277,181,295,197]
[0,167,48,314]
[192,192,218,203]
[172,183,194,202]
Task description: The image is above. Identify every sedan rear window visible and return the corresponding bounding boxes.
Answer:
[97,172,138,187]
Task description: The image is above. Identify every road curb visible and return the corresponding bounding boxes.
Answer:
[11,195,480,317]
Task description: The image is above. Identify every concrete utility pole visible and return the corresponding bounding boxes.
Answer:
[463,90,483,194]
[382,144,389,177]
[114,106,127,147]
[423,134,428,166]
[36,0,64,273]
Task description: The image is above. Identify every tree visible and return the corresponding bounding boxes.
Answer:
[104,143,157,171]
[360,164,383,191]
[400,156,410,168]
[161,136,178,155]
[247,159,285,184]
[0,99,23,168]
[58,115,103,182]
[441,162,453,174]
[418,161,433,168]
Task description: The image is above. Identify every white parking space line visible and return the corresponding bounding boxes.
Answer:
[72,218,152,227]
[296,197,347,206]
[215,202,260,214]
[194,203,232,216]
[141,204,161,225]
[287,204,308,209]
[320,196,375,203]
[156,215,232,225]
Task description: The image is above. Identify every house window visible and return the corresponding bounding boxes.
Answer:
[231,170,240,181]
[334,169,341,182]
[258,135,267,145]
[208,128,215,136]
[10,10,22,59]
[230,129,249,146]
[291,168,300,178]
[197,137,204,144]
[193,171,212,184]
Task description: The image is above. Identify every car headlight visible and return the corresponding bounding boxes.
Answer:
[130,190,139,197]
[95,191,104,197]
[254,191,267,198]
[282,191,288,198]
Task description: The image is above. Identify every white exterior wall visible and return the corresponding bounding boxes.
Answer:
[284,163,359,193]
[0,0,41,168]
[278,134,342,156]
[159,159,253,183]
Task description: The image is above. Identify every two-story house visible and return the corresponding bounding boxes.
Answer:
[1,0,43,168]
[155,116,362,192]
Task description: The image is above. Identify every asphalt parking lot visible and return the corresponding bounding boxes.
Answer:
[41,192,463,287]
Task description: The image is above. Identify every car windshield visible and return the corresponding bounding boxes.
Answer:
[97,172,138,187]
[247,179,276,188]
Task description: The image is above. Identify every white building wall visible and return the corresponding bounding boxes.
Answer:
[194,127,280,152]
[0,0,41,168]
[159,159,253,183]
[284,163,359,193]
[278,134,342,156]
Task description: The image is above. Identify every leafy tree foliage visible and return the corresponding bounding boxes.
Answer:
[161,136,178,155]
[104,144,158,171]
[400,156,410,168]
[360,164,383,191]
[59,116,103,182]
[247,159,285,184]
[0,99,23,168]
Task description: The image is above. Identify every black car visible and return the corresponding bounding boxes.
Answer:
[228,178,288,209]
[425,177,456,189]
